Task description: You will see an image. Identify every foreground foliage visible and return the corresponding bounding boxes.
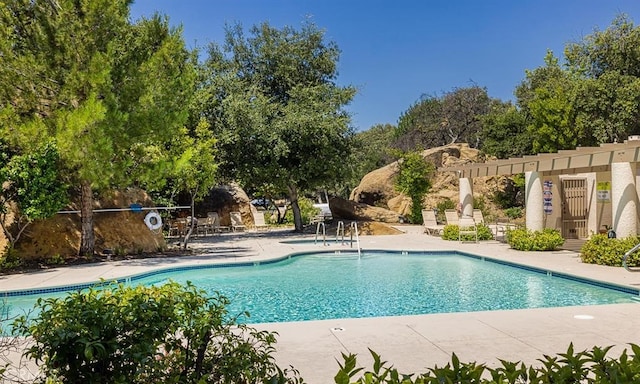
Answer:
[441,223,494,241]
[336,344,640,383]
[580,234,640,266]
[506,228,564,251]
[15,282,303,384]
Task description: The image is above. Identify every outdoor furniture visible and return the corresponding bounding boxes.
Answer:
[208,212,229,233]
[422,209,444,235]
[458,216,478,243]
[444,209,459,226]
[472,209,485,224]
[250,206,269,231]
[168,218,187,237]
[230,211,246,232]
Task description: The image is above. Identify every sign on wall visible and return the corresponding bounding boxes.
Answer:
[597,181,611,202]
[543,180,553,214]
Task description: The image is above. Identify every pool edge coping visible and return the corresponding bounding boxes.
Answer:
[1,248,638,298]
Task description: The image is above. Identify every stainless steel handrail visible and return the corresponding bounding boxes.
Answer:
[350,221,361,258]
[623,242,640,272]
[315,221,326,246]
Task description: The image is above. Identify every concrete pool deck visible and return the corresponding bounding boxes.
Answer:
[2,225,640,383]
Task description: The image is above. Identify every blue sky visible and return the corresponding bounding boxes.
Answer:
[130,1,640,132]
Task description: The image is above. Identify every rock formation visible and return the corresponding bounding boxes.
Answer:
[349,143,500,218]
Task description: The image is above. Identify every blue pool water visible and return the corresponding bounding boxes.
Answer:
[1,251,636,323]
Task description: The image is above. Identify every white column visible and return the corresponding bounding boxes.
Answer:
[525,171,544,231]
[459,176,473,218]
[611,162,637,238]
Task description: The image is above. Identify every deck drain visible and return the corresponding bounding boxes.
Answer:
[573,314,594,320]
[331,327,345,332]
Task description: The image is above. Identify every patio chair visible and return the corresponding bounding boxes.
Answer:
[444,209,460,226]
[250,206,269,231]
[208,212,229,233]
[458,216,478,243]
[168,218,187,237]
[230,211,246,232]
[422,209,444,236]
[473,209,485,224]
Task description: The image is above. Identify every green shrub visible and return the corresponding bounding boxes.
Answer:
[335,343,640,384]
[0,248,23,270]
[580,234,640,266]
[504,207,523,220]
[284,197,319,225]
[507,228,564,251]
[15,282,302,384]
[441,223,494,241]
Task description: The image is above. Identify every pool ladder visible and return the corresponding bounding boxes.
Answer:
[315,221,327,245]
[336,221,362,258]
[623,242,640,272]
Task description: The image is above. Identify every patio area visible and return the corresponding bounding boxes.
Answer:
[1,226,640,383]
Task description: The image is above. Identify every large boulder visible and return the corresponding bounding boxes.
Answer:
[13,188,165,259]
[348,143,498,216]
[329,196,401,223]
[196,183,254,227]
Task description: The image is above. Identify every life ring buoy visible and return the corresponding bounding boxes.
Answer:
[144,211,163,231]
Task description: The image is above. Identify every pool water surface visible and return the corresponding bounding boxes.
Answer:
[3,251,635,324]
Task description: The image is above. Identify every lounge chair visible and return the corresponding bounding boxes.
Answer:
[250,206,269,231]
[208,212,229,233]
[444,209,460,226]
[472,209,484,224]
[421,209,444,236]
[230,211,246,232]
[458,216,478,243]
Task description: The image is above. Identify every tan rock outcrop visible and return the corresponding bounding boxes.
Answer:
[329,196,401,223]
[349,143,500,218]
[14,188,165,259]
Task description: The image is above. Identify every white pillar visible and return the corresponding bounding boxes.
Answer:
[525,171,544,231]
[459,176,473,218]
[611,162,637,238]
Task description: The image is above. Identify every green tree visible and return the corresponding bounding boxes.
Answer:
[565,14,640,78]
[441,85,491,148]
[479,101,532,159]
[393,86,491,151]
[0,0,196,255]
[165,119,218,249]
[516,52,585,152]
[394,151,434,224]
[394,94,445,151]
[564,15,640,143]
[0,142,68,250]
[206,21,356,232]
[348,123,395,193]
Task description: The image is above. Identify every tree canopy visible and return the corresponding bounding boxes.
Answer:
[393,86,492,152]
[0,0,198,255]
[205,21,356,231]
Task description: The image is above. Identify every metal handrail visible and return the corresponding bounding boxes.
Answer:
[315,221,326,246]
[336,221,345,244]
[623,242,640,272]
[350,221,361,258]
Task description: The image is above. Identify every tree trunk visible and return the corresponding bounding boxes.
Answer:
[182,189,197,250]
[288,184,303,232]
[79,180,95,256]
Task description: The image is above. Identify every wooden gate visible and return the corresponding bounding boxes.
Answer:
[561,178,588,239]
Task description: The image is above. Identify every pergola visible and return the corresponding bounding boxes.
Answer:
[438,139,640,238]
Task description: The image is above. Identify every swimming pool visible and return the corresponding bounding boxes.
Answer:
[3,250,637,324]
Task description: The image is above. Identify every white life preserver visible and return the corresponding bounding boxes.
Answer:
[144,211,163,231]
